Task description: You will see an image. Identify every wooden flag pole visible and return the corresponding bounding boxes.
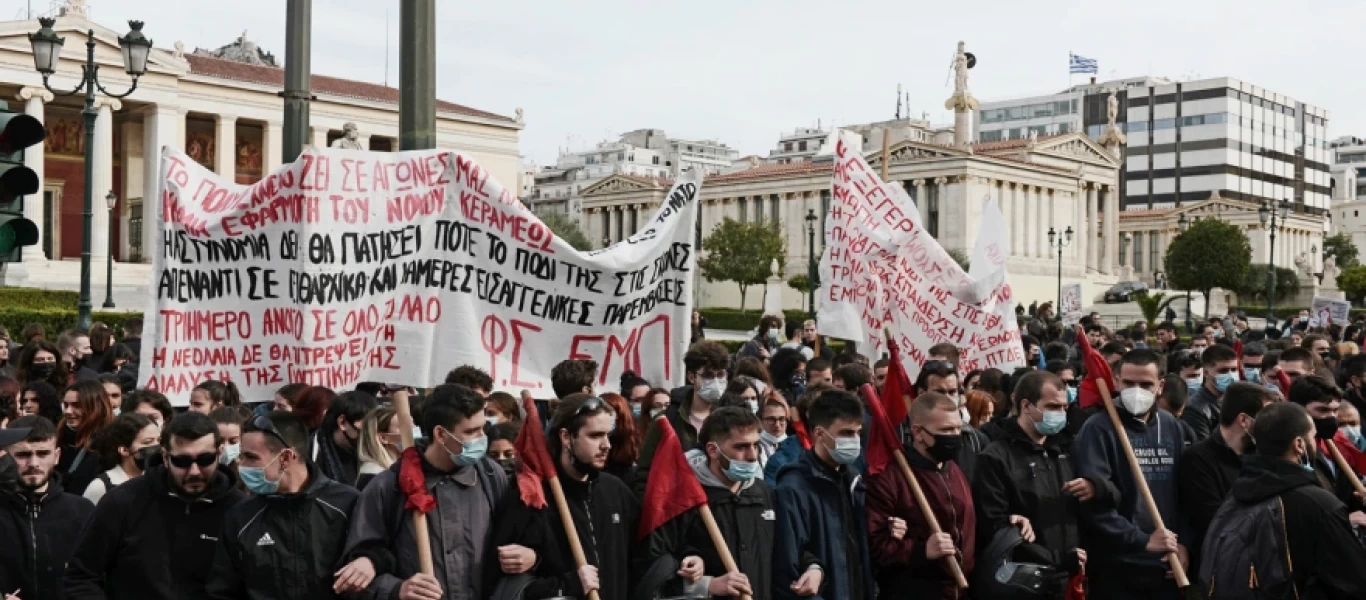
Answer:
[390,391,434,577]
[892,449,970,588]
[1093,378,1189,587]
[1327,442,1366,496]
[548,476,601,600]
[698,504,753,600]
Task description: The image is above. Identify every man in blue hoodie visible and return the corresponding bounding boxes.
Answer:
[1184,344,1239,441]
[1072,348,1188,600]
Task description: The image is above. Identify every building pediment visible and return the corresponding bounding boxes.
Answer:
[1030,135,1120,167]
[0,16,189,77]
[865,140,965,167]
[580,174,669,197]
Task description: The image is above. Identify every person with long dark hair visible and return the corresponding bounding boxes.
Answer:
[189,380,243,414]
[120,389,174,431]
[87,323,114,372]
[601,392,642,489]
[20,380,61,424]
[84,412,160,504]
[99,342,137,375]
[0,376,18,426]
[58,380,116,495]
[15,340,70,390]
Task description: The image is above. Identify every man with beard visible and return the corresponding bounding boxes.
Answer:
[65,411,246,600]
[0,417,95,600]
[1287,377,1366,522]
[56,329,98,382]
[310,391,378,488]
[490,394,639,600]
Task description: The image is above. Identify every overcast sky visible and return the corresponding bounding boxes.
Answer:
[53,0,1366,166]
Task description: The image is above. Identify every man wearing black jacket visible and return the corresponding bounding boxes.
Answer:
[637,406,772,600]
[1184,344,1239,442]
[65,411,246,600]
[1177,382,1271,569]
[207,411,364,599]
[1205,402,1366,598]
[914,361,989,482]
[310,391,377,488]
[0,417,95,600]
[490,394,639,600]
[1286,376,1366,519]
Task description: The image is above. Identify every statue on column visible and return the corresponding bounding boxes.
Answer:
[330,123,364,150]
[1323,255,1341,286]
[1097,89,1128,155]
[952,41,970,97]
[1294,252,1313,278]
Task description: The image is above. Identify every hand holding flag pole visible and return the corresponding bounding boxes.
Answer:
[391,391,435,577]
[1076,326,1188,587]
[1326,442,1366,497]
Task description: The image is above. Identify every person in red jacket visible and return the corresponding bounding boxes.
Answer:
[865,391,974,600]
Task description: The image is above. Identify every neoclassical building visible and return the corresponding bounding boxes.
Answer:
[0,12,521,292]
[583,130,1127,310]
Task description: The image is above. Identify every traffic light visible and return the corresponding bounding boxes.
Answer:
[0,107,42,261]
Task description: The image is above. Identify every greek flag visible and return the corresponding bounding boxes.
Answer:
[1069,53,1098,74]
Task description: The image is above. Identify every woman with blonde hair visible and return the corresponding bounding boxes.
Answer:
[356,407,400,490]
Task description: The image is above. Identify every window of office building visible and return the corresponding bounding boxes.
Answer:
[799,141,808,152]
[980,130,1003,142]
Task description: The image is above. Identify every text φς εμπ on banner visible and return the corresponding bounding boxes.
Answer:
[816,138,1023,383]
[140,147,699,405]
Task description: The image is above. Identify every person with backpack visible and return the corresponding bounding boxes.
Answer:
[1200,401,1366,599]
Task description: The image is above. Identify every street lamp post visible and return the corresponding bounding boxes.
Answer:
[1047,225,1073,316]
[805,209,817,320]
[1258,198,1290,326]
[29,18,152,331]
[102,191,115,309]
[1178,213,1193,333]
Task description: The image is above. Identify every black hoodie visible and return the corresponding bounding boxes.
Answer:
[0,473,95,600]
[1217,454,1366,599]
[64,464,246,600]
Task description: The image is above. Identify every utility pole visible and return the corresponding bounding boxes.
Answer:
[399,0,436,150]
[282,0,312,162]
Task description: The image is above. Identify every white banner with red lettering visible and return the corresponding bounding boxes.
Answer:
[816,138,1023,381]
[140,147,698,404]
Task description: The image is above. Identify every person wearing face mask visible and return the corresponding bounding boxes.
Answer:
[771,389,874,600]
[488,394,638,600]
[487,422,520,478]
[1071,349,1189,600]
[758,399,790,470]
[1286,376,1366,520]
[1201,401,1366,598]
[0,417,95,600]
[66,412,247,599]
[866,391,975,599]
[1176,383,1273,572]
[973,371,1093,586]
[739,315,784,363]
[1184,344,1240,442]
[1339,353,1366,415]
[207,411,369,599]
[1240,341,1267,385]
[1338,403,1366,453]
[914,361,989,483]
[56,329,98,383]
[636,407,774,600]
[636,342,731,497]
[308,391,378,489]
[84,412,160,504]
[343,384,508,600]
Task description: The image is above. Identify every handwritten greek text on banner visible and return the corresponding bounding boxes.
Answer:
[816,139,1023,382]
[140,148,698,405]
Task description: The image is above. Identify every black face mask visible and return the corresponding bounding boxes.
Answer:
[30,362,56,380]
[136,446,162,471]
[924,433,961,463]
[497,457,519,478]
[1314,416,1339,442]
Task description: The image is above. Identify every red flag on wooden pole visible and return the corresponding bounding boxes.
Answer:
[882,335,916,428]
[638,419,709,541]
[859,383,903,476]
[1076,327,1114,410]
[515,396,557,509]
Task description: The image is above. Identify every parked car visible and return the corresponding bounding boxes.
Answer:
[1104,281,1149,303]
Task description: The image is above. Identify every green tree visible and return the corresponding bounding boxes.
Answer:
[538,211,593,251]
[1324,233,1361,270]
[1236,264,1301,306]
[1339,265,1366,303]
[1134,292,1181,327]
[946,248,971,272]
[1165,219,1251,319]
[788,273,819,293]
[699,218,787,312]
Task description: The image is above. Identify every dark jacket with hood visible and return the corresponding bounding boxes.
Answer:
[1070,407,1187,578]
[1212,454,1366,599]
[636,386,704,497]
[972,418,1081,563]
[636,448,775,600]
[56,426,101,500]
[488,465,639,600]
[0,473,95,600]
[64,464,246,600]
[206,463,360,600]
[771,450,875,600]
[1177,427,1243,568]
[866,446,975,600]
[1183,385,1221,442]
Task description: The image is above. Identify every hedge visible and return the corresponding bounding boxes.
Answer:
[0,308,142,339]
[0,288,81,310]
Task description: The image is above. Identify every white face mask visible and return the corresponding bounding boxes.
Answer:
[698,378,727,403]
[1118,387,1156,415]
[760,430,787,446]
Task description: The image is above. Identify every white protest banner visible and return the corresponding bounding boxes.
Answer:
[816,138,1023,381]
[1061,283,1083,326]
[1311,295,1350,329]
[141,147,699,404]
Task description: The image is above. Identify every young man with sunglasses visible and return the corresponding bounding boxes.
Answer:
[66,411,246,599]
[206,411,367,599]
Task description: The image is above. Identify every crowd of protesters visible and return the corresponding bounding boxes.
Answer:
[2,307,1366,600]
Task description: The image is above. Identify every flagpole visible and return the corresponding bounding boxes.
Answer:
[392,391,435,577]
[1327,442,1366,497]
[698,505,754,600]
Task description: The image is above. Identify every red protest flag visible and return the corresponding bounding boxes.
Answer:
[638,418,709,542]
[1076,326,1114,410]
[515,396,557,510]
[859,383,903,476]
[398,447,436,513]
[1233,339,1244,380]
[882,336,916,428]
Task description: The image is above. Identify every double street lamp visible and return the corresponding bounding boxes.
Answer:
[805,209,818,320]
[29,18,153,330]
[1258,198,1290,326]
[1047,225,1073,319]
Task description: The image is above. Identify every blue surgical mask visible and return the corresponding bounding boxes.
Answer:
[1035,407,1068,436]
[487,415,501,426]
[442,430,488,467]
[767,329,781,342]
[698,378,727,403]
[1185,375,1202,395]
[717,445,760,483]
[760,430,787,446]
[1066,387,1078,404]
[631,404,642,417]
[238,452,284,495]
[823,431,862,465]
[1214,372,1237,393]
[746,400,759,413]
[220,443,241,466]
[1243,367,1261,383]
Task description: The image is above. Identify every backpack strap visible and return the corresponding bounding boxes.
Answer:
[96,471,114,492]
[1276,497,1301,600]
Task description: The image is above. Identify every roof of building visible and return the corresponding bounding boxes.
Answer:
[704,161,835,183]
[182,54,516,124]
[618,174,674,187]
[970,133,1071,153]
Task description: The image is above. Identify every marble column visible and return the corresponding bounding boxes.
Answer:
[912,180,928,228]
[214,114,236,180]
[1047,188,1058,260]
[1086,184,1099,272]
[1102,185,1118,275]
[1072,190,1086,267]
[999,182,1012,253]
[262,121,284,172]
[585,208,598,245]
[1009,183,1023,256]
[142,104,181,263]
[91,97,121,269]
[934,177,948,237]
[17,87,52,261]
